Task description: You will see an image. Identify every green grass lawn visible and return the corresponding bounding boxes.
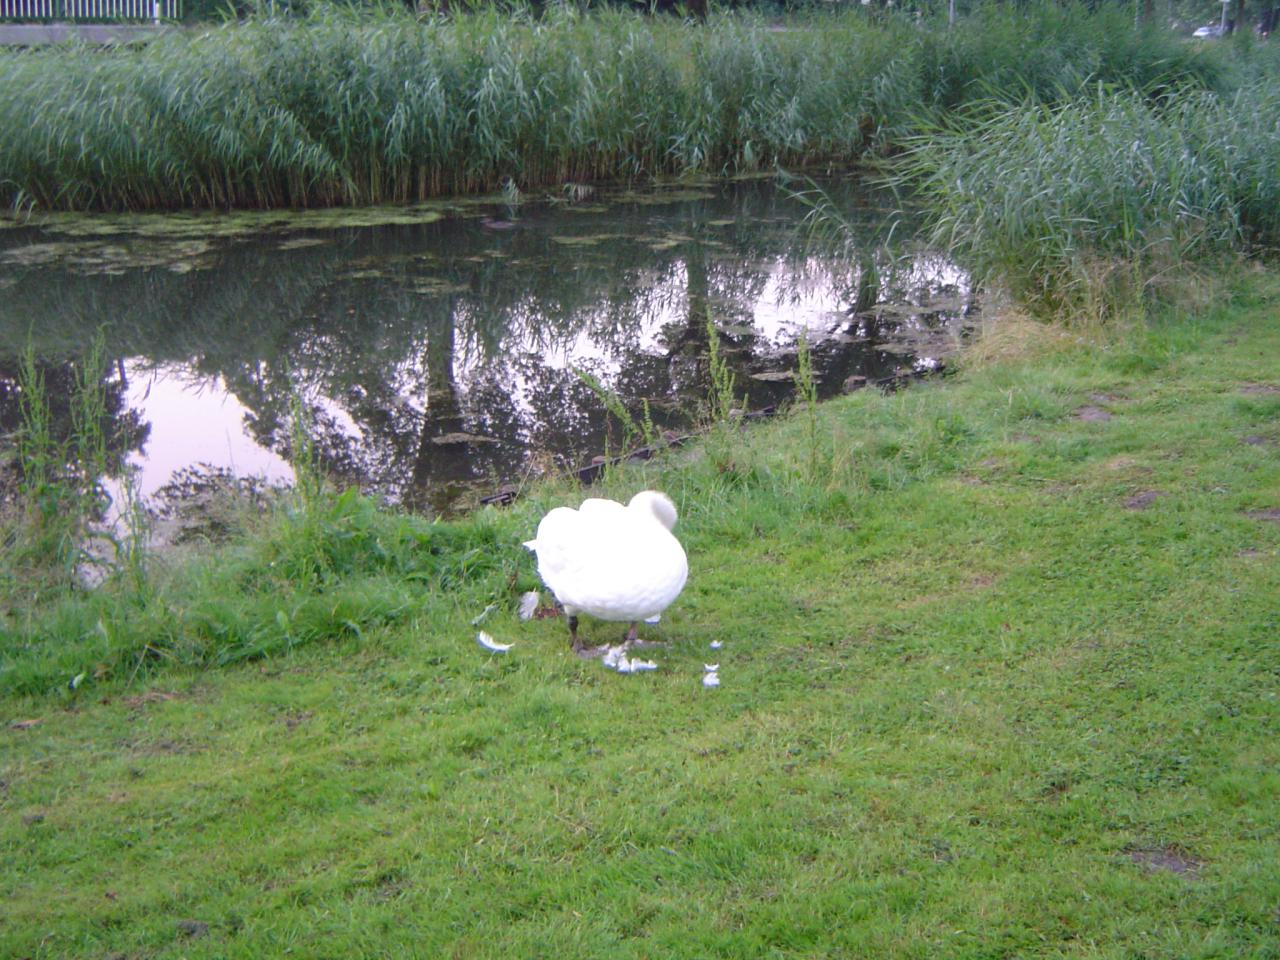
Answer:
[2,275,1278,958]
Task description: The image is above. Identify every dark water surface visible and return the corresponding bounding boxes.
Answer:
[0,177,973,517]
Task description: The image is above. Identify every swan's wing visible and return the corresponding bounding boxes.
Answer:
[528,506,599,604]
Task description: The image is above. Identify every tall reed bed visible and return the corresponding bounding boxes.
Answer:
[915,0,1224,111]
[0,2,1222,212]
[893,80,1280,315]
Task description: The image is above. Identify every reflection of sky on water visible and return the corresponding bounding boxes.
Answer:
[0,178,976,516]
[119,362,294,499]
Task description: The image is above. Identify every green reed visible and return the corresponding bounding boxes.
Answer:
[0,2,1226,213]
[891,78,1280,317]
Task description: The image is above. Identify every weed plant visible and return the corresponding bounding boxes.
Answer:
[793,332,822,483]
[7,337,113,598]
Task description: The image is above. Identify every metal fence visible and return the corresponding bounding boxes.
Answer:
[0,0,181,21]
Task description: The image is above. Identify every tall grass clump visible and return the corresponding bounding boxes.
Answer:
[5,339,112,599]
[0,2,1231,214]
[892,80,1280,318]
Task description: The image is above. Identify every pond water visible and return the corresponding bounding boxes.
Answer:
[0,177,973,518]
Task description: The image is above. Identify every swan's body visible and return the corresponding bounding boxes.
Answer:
[523,491,688,654]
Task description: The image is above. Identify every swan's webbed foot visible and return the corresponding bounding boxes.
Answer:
[568,615,607,659]
[623,621,665,650]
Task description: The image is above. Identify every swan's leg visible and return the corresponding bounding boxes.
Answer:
[569,616,607,659]
[623,621,638,648]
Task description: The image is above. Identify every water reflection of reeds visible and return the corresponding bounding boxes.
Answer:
[0,180,975,515]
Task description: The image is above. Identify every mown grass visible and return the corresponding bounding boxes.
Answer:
[0,2,1222,212]
[1,267,1277,957]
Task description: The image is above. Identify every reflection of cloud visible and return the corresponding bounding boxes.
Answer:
[118,360,293,499]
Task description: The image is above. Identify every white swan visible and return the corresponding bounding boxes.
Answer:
[523,491,688,655]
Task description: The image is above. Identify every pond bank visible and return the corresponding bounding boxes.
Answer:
[1,268,1277,956]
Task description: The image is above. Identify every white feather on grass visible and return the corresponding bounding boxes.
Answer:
[476,631,513,653]
[517,591,540,621]
[470,603,499,626]
[702,672,720,688]
[602,644,657,674]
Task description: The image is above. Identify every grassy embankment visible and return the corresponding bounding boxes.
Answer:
[0,2,1222,211]
[2,267,1278,954]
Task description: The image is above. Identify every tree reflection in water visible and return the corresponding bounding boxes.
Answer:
[0,179,975,516]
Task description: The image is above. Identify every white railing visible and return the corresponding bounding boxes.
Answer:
[0,0,181,20]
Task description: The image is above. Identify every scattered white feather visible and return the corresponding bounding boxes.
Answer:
[517,591,540,621]
[704,663,719,672]
[602,644,657,674]
[475,631,513,653]
[470,603,499,626]
[702,672,720,688]
[709,640,723,650]
[614,657,659,674]
[644,614,661,624]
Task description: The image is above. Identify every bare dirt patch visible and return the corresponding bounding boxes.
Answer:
[1127,846,1202,878]
[282,710,314,731]
[176,919,210,939]
[1104,456,1138,470]
[1245,509,1280,523]
[1075,405,1112,423]
[1239,383,1280,395]
[122,736,199,757]
[1124,490,1161,510]
[1242,435,1274,447]
[122,691,179,710]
